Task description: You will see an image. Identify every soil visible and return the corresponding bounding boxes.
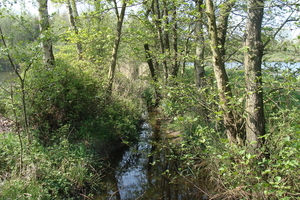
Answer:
[0,115,14,133]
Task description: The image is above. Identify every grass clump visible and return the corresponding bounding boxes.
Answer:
[0,131,101,199]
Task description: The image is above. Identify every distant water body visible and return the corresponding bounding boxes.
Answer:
[225,62,300,71]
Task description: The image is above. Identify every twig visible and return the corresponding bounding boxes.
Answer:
[79,193,93,200]
[109,188,121,200]
[286,192,300,197]
[179,174,211,198]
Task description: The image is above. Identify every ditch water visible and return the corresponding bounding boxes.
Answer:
[96,111,206,200]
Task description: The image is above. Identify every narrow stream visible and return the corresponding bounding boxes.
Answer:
[96,112,205,200]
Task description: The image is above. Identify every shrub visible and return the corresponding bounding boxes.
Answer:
[24,60,104,141]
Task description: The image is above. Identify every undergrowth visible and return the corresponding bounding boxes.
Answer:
[156,67,300,199]
[0,132,101,199]
[0,60,141,198]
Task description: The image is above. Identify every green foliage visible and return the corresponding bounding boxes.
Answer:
[0,84,8,115]
[0,10,39,46]
[0,61,140,199]
[143,85,157,106]
[156,64,300,199]
[14,58,140,145]
[0,179,46,200]
[103,100,139,140]
[1,0,299,198]
[24,60,103,139]
[203,114,300,199]
[159,75,221,135]
[77,97,140,147]
[55,12,115,66]
[0,131,100,199]
[161,108,300,199]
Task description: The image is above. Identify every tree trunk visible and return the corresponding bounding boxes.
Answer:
[244,0,265,150]
[194,0,205,88]
[170,8,179,77]
[217,0,236,59]
[37,0,55,67]
[107,0,127,96]
[144,43,161,105]
[144,44,157,82]
[67,0,83,60]
[71,0,79,19]
[163,0,171,79]
[206,0,242,144]
[153,0,168,80]
[181,36,191,77]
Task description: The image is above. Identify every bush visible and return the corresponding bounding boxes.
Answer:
[24,60,104,141]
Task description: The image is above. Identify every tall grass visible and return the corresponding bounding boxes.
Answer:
[0,131,102,199]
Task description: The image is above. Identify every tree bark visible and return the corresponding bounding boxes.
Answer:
[244,0,265,150]
[170,8,179,77]
[107,0,127,96]
[206,0,242,144]
[162,0,171,79]
[144,44,157,82]
[194,0,205,88]
[153,0,168,80]
[67,0,83,60]
[217,0,236,59]
[37,0,55,67]
[71,0,79,19]
[144,43,161,105]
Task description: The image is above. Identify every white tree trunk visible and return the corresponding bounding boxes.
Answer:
[37,0,55,66]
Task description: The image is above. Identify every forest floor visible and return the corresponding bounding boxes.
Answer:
[0,115,13,133]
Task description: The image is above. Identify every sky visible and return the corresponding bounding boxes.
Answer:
[5,0,300,40]
[8,0,91,16]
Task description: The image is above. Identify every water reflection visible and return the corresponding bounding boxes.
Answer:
[114,122,152,199]
[97,116,205,200]
[100,122,152,200]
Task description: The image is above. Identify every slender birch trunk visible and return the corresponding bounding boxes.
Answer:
[37,0,55,67]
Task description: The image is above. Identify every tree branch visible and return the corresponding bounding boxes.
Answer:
[264,10,296,48]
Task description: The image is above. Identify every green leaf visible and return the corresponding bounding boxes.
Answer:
[275,176,281,183]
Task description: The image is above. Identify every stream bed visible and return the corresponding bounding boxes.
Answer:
[96,113,206,200]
